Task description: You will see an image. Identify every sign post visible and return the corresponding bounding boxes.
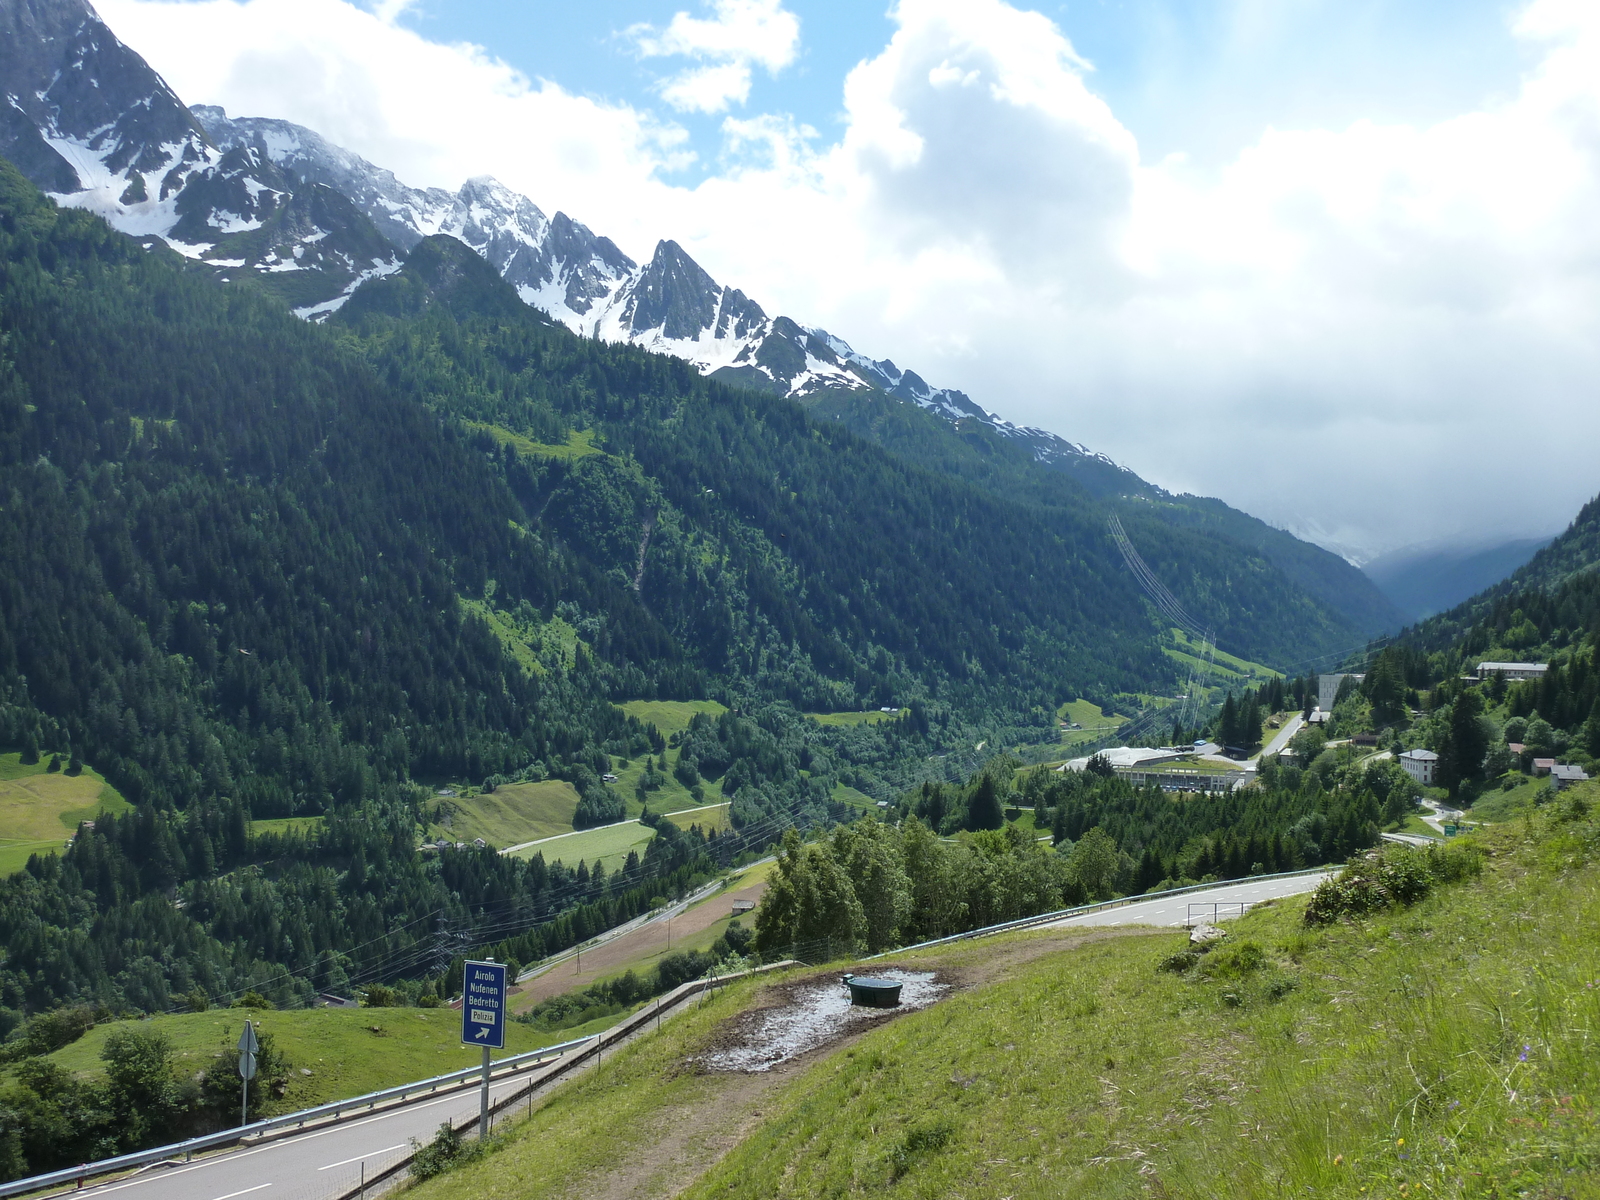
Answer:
[461,960,507,1139]
[236,1021,259,1127]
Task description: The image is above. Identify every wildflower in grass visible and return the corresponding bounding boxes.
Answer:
[1519,1045,1530,1062]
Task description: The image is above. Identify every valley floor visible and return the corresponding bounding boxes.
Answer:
[514,864,773,1010]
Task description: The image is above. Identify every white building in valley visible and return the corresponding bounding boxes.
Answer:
[1318,673,1365,712]
[1475,661,1548,683]
[1062,746,1182,772]
[1399,748,1439,787]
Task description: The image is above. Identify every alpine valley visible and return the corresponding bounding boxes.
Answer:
[8,1,1600,1196]
[0,0,1418,1123]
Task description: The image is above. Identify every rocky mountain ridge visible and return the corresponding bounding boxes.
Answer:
[0,0,1131,491]
[191,110,1121,485]
[0,0,1402,639]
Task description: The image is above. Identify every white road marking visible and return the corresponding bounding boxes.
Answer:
[208,1186,271,1200]
[74,1075,530,1197]
[318,1143,408,1170]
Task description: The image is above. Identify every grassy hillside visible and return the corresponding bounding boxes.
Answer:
[507,820,656,871]
[431,781,582,846]
[0,751,131,875]
[406,786,1600,1200]
[616,700,727,739]
[804,708,907,727]
[31,1006,614,1116]
[664,803,732,833]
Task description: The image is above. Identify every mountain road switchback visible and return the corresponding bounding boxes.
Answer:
[1040,870,1336,930]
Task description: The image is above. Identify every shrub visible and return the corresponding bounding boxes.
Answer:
[231,991,275,1010]
[1304,842,1483,925]
[411,1122,469,1180]
[4,1005,98,1058]
[1156,950,1200,974]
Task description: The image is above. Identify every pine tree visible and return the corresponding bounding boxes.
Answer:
[967,774,1004,831]
[1585,698,1600,759]
[1240,697,1262,749]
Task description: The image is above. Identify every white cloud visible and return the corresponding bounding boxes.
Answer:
[628,0,801,114]
[660,62,754,114]
[366,0,413,24]
[95,0,692,219]
[94,0,1600,557]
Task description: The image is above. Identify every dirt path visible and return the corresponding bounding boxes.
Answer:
[513,876,769,1010]
[570,1053,799,1200]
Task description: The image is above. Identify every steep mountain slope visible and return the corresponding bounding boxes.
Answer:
[0,0,399,310]
[0,0,1399,649]
[188,106,1400,638]
[1364,536,1551,622]
[1503,493,1600,593]
[0,0,208,199]
[1400,492,1600,652]
[1393,491,1600,712]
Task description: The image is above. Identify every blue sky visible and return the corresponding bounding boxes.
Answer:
[392,0,1528,175]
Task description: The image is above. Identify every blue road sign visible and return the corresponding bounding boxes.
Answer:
[461,960,507,1049]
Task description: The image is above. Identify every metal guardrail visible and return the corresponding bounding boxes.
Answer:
[860,865,1335,961]
[0,1033,598,1199]
[326,960,800,1200]
[1186,901,1250,927]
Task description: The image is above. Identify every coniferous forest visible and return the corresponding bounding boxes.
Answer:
[0,149,1401,1055]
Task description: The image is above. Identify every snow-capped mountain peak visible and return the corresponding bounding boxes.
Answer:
[0,0,1138,490]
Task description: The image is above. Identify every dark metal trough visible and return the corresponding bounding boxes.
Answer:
[841,973,902,1008]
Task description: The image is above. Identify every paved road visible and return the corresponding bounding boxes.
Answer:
[1257,713,1305,760]
[66,1052,575,1200]
[1381,831,1438,847]
[1041,871,1335,931]
[1418,797,1462,836]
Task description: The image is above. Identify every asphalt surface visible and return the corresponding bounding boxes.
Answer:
[63,1050,578,1200]
[1257,713,1305,760]
[1041,870,1335,930]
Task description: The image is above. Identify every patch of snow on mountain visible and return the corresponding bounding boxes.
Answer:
[293,256,403,322]
[207,209,261,234]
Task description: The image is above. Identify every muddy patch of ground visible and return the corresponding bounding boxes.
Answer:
[562,928,1159,1200]
[697,969,950,1073]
